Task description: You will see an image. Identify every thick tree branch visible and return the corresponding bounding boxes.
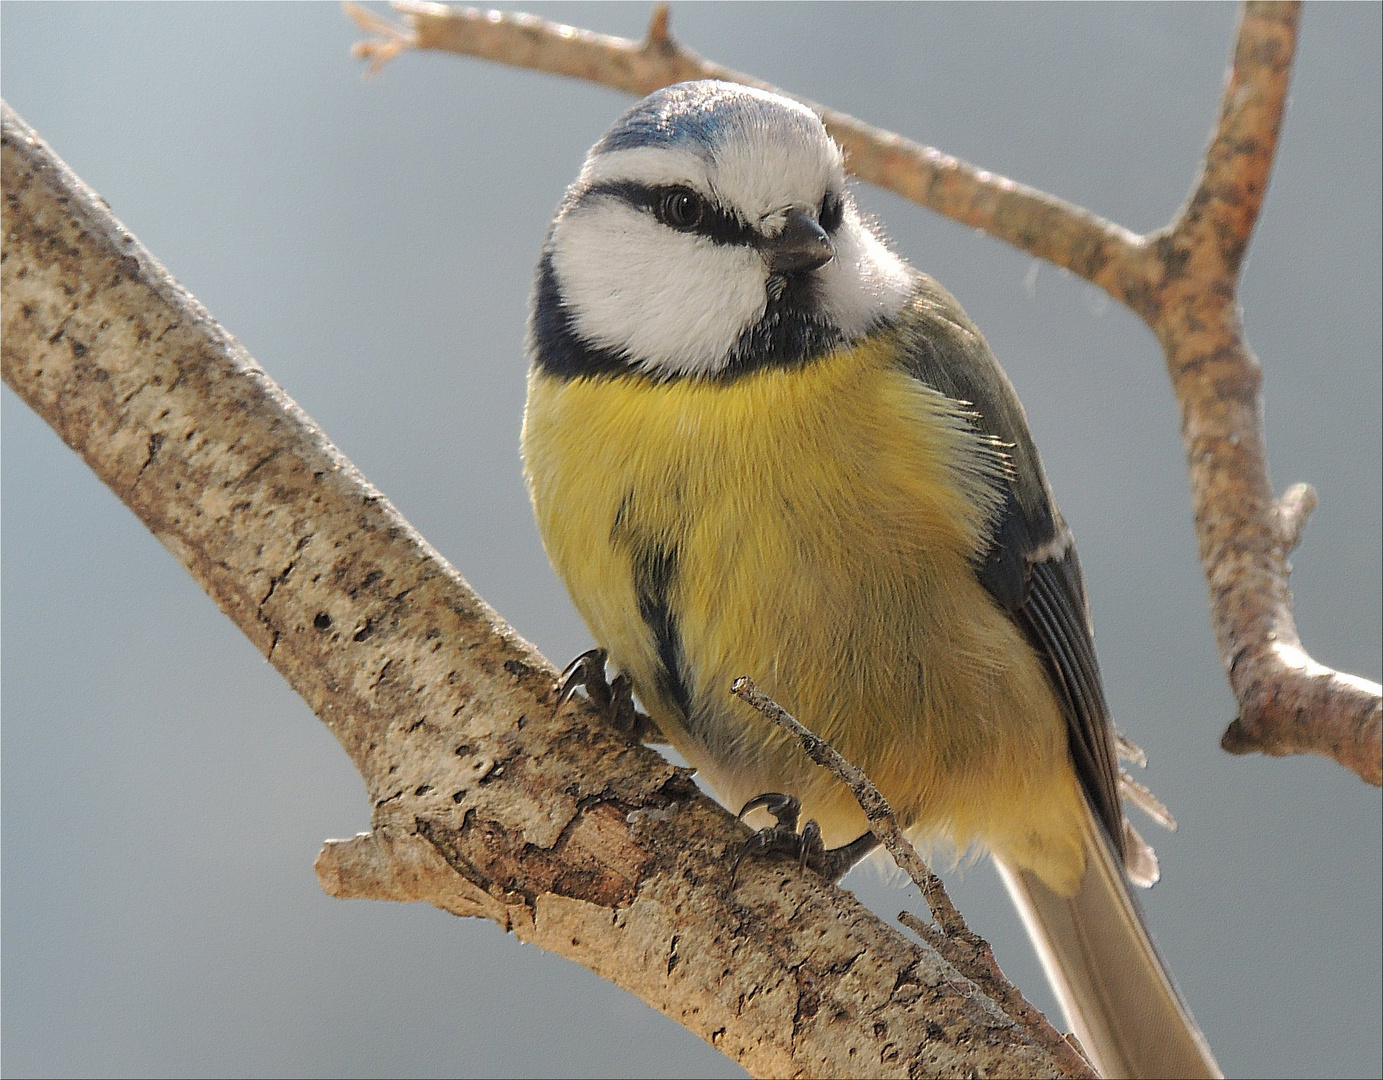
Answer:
[1,101,1092,1080]
[349,0,1381,785]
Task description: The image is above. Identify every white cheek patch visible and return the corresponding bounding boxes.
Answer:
[816,208,912,336]
[551,200,769,377]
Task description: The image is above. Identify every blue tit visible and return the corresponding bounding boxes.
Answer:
[521,80,1220,1080]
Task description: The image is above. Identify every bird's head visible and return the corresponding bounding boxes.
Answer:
[532,80,911,380]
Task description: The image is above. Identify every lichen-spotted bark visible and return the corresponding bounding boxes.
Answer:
[1,102,1089,1079]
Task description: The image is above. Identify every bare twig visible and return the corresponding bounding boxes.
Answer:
[731,677,1095,1080]
[346,2,1142,296]
[347,1,414,75]
[729,678,957,934]
[348,0,1380,786]
[1,99,1090,1080]
[1149,3,1380,783]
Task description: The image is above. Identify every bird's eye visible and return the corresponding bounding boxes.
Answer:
[819,192,844,233]
[658,188,705,231]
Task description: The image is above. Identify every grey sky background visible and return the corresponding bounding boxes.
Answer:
[2,3,1378,1078]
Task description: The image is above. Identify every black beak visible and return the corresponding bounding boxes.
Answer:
[762,207,835,275]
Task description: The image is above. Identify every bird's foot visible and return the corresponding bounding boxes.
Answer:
[731,792,880,885]
[555,647,657,742]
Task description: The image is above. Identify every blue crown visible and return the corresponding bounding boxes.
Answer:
[592,81,818,159]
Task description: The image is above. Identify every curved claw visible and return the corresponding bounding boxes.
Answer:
[737,791,800,831]
[729,827,773,887]
[554,649,657,743]
[730,792,878,887]
[730,790,817,887]
[555,647,609,714]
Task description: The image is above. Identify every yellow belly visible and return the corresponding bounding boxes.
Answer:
[522,335,1087,892]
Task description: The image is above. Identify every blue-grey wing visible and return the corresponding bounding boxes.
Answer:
[895,272,1126,857]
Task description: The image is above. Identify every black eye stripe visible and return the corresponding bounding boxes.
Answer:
[581,181,758,246]
[820,192,844,233]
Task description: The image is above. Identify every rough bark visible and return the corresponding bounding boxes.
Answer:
[349,0,1380,785]
[1,100,1092,1080]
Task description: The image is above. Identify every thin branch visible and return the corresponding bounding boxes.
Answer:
[349,0,1380,786]
[731,678,1095,1080]
[1166,0,1297,279]
[1148,2,1381,783]
[730,678,960,936]
[1,99,1088,1080]
[346,1,1144,296]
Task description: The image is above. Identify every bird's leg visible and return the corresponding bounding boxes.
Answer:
[555,647,658,743]
[731,792,881,885]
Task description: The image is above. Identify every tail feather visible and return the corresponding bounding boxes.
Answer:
[996,801,1221,1079]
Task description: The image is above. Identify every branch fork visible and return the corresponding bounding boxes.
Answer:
[347,0,1379,786]
[4,2,1378,1076]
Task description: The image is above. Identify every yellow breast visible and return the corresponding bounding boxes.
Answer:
[522,334,1086,892]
